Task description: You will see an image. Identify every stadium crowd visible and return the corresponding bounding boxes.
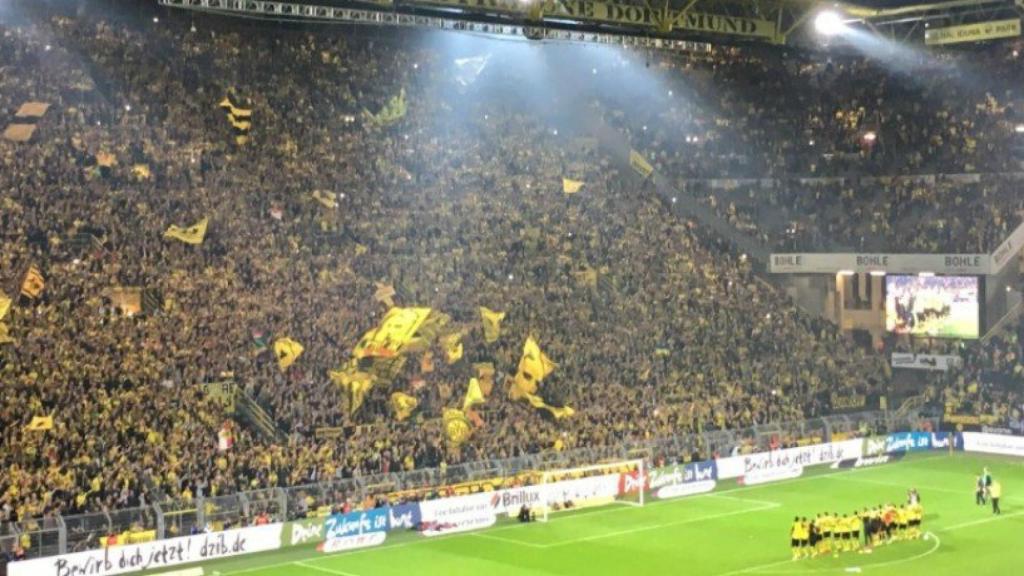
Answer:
[616,46,1024,253]
[2,0,1017,537]
[920,318,1024,432]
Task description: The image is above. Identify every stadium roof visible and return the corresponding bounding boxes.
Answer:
[160,0,1023,47]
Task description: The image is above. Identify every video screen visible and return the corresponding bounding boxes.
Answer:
[885,275,979,339]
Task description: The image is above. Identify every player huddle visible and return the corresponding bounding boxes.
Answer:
[789,490,924,560]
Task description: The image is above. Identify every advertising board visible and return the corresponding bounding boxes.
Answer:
[8,524,282,576]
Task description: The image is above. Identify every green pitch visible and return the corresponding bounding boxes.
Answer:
[183,452,1024,576]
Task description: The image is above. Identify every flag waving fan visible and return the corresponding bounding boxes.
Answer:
[479,307,505,343]
[443,408,472,446]
[562,178,585,194]
[164,217,209,245]
[443,333,464,364]
[331,369,375,415]
[273,337,304,371]
[463,377,486,411]
[511,337,556,399]
[20,266,45,299]
[390,392,419,421]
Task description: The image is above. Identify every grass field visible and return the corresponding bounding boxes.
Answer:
[177,452,1024,576]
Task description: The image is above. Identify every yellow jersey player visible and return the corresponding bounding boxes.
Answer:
[817,513,834,555]
[848,513,863,552]
[800,517,813,558]
[831,513,845,557]
[908,501,924,539]
[833,514,846,554]
[791,517,802,560]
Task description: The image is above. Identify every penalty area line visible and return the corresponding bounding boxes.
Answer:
[471,531,549,548]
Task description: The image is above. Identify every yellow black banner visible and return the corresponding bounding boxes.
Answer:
[414,0,777,39]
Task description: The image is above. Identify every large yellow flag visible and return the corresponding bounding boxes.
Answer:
[390,392,419,421]
[443,333,463,365]
[524,393,575,419]
[479,307,505,344]
[463,378,485,411]
[0,292,11,319]
[562,178,585,194]
[20,266,45,299]
[274,338,304,371]
[164,217,209,245]
[353,307,432,359]
[512,337,556,399]
[443,408,472,446]
[25,415,54,431]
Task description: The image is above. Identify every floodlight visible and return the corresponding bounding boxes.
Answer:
[814,11,845,36]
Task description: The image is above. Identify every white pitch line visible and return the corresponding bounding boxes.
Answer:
[939,509,1024,532]
[708,493,785,508]
[827,475,1024,504]
[471,531,549,548]
[540,502,781,548]
[296,561,364,576]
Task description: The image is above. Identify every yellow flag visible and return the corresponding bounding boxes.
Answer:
[0,324,14,345]
[331,369,375,415]
[273,337,304,371]
[218,95,252,119]
[474,362,495,380]
[512,337,556,399]
[20,266,45,299]
[25,415,54,431]
[463,378,485,411]
[367,89,407,126]
[312,190,339,209]
[479,307,505,344]
[353,307,432,359]
[132,164,152,180]
[629,149,654,179]
[0,292,11,320]
[96,151,117,168]
[390,392,418,421]
[562,178,585,194]
[443,333,463,364]
[164,217,208,245]
[373,282,396,307]
[575,266,598,288]
[443,408,472,446]
[524,393,575,419]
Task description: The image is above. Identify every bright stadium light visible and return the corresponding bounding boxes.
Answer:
[814,11,845,36]
[1015,124,1024,134]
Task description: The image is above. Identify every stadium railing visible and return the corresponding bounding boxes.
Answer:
[6,410,929,561]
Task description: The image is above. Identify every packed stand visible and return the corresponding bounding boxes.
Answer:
[0,1,892,534]
[611,46,1024,253]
